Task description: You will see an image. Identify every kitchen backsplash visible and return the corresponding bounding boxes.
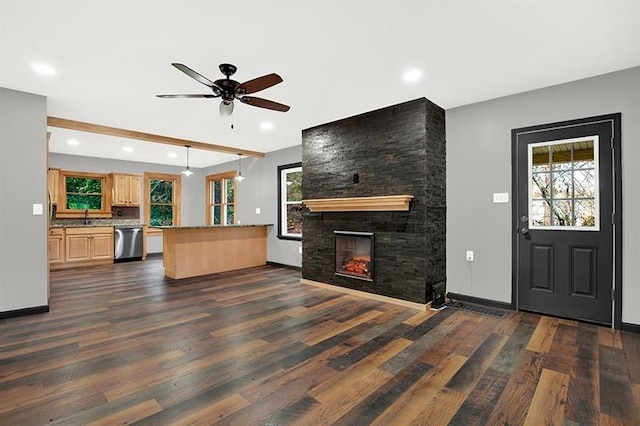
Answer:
[51,218,142,227]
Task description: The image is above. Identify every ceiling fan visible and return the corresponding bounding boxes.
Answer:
[157,63,290,116]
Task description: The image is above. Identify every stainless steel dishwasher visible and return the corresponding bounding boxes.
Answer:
[114,226,144,262]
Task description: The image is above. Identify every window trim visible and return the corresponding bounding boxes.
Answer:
[57,170,110,217]
[144,172,181,235]
[205,171,237,225]
[277,162,302,241]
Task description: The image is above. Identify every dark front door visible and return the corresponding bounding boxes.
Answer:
[513,114,621,326]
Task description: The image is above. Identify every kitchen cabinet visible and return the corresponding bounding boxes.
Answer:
[111,173,141,206]
[48,228,64,264]
[65,227,113,263]
[48,168,60,204]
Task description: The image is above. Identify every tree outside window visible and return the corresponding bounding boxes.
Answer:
[65,176,103,210]
[144,173,181,230]
[278,163,302,240]
[206,171,237,225]
[149,179,174,226]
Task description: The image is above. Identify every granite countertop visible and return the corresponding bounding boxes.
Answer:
[152,224,273,230]
[50,224,116,228]
[50,223,143,228]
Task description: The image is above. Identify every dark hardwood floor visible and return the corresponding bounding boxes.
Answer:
[0,259,638,425]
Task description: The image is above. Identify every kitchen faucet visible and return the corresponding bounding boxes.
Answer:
[84,209,90,225]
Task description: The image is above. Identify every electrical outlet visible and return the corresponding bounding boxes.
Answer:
[299,246,302,254]
[33,203,43,215]
[255,207,261,214]
[466,250,474,262]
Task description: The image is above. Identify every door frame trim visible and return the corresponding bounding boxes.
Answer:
[511,113,622,329]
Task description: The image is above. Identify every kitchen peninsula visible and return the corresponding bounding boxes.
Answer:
[155,224,271,279]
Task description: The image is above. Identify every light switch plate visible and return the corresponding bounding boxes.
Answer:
[255,208,261,214]
[493,192,509,203]
[33,203,44,215]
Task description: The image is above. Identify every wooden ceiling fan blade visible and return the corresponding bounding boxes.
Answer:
[157,94,218,98]
[171,63,222,95]
[239,96,290,112]
[237,73,283,94]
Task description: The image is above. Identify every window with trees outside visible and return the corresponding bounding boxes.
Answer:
[62,172,107,211]
[277,162,302,240]
[529,137,599,229]
[206,171,236,225]
[144,173,181,231]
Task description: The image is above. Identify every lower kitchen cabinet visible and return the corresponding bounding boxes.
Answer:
[91,233,114,260]
[48,228,65,264]
[66,227,113,263]
[50,227,114,269]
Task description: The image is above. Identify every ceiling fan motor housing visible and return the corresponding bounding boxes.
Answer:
[214,78,240,101]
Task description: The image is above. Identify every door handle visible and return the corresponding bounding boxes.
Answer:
[520,227,529,235]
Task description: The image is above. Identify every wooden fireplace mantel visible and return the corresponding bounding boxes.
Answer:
[302,195,413,212]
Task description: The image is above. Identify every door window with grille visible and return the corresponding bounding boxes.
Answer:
[528,136,599,230]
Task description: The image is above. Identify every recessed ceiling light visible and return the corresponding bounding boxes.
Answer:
[66,139,79,146]
[403,69,422,83]
[168,152,177,158]
[31,62,56,76]
[260,121,274,131]
[123,147,133,153]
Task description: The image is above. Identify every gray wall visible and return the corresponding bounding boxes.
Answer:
[202,145,302,267]
[446,67,640,326]
[0,87,48,312]
[49,153,206,253]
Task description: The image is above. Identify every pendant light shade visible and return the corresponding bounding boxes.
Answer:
[235,153,245,181]
[182,145,194,177]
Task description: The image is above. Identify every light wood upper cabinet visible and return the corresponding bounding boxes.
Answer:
[48,168,60,204]
[129,175,141,205]
[111,173,142,206]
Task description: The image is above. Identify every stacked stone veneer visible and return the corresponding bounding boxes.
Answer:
[301,98,446,304]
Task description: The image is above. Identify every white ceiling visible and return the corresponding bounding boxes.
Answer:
[1,1,639,168]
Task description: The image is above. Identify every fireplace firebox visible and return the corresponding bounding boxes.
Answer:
[335,231,374,281]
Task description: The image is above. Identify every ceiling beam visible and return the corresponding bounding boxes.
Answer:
[47,116,265,158]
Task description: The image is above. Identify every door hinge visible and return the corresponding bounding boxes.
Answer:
[611,137,614,150]
[612,213,615,225]
[611,288,615,301]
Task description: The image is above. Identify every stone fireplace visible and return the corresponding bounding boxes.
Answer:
[301,98,446,305]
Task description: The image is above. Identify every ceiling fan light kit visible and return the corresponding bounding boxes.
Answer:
[157,62,290,116]
[219,100,234,116]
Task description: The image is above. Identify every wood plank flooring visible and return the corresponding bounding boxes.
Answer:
[0,259,638,425]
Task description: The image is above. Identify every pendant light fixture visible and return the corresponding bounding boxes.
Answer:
[235,153,245,181]
[182,145,194,177]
